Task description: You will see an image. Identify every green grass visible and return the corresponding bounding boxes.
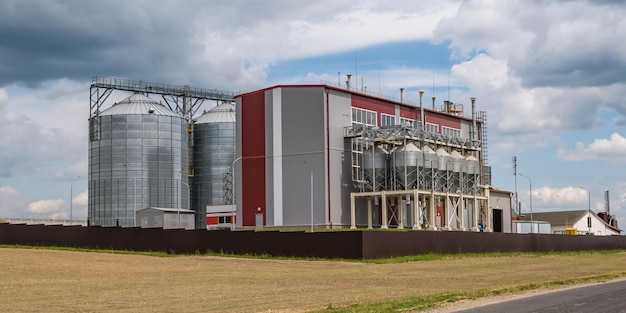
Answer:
[3,244,625,263]
[311,272,626,313]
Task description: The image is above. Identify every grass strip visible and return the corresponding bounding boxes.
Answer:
[310,272,626,313]
[2,244,625,263]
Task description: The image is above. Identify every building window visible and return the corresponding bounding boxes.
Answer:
[381,114,396,127]
[218,216,232,224]
[350,107,377,181]
[351,107,377,128]
[425,123,439,134]
[400,118,414,128]
[442,126,461,139]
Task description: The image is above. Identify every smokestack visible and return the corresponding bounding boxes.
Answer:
[419,91,425,131]
[471,97,477,141]
[605,190,610,215]
[346,74,352,90]
[400,88,404,102]
[431,96,436,110]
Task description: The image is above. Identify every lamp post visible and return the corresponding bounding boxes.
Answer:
[304,161,313,233]
[70,176,81,225]
[231,156,242,231]
[579,186,591,234]
[518,173,533,233]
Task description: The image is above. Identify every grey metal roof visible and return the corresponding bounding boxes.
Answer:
[195,102,236,124]
[100,93,181,117]
[517,210,587,226]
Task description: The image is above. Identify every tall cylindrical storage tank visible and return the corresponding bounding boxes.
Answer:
[363,146,387,191]
[449,150,465,193]
[192,102,236,229]
[464,154,480,192]
[421,146,437,190]
[88,93,189,227]
[436,148,450,192]
[393,142,422,189]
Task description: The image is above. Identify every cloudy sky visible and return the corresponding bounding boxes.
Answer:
[1,0,625,229]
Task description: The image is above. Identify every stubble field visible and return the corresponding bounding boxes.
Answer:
[2,247,626,312]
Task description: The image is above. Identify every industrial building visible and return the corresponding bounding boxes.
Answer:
[235,80,500,231]
[87,76,508,232]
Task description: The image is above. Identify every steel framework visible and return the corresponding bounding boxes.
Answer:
[345,124,490,231]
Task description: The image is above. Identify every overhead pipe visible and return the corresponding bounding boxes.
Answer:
[471,97,477,141]
[419,91,425,131]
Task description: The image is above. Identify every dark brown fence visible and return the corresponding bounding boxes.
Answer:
[1,223,625,259]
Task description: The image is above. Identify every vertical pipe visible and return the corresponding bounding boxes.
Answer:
[419,91,425,132]
[432,96,436,110]
[350,193,356,229]
[471,97,477,141]
[400,88,404,103]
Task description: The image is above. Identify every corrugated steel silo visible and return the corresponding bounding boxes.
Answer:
[88,93,189,227]
[192,102,236,229]
[363,146,387,191]
[393,142,422,189]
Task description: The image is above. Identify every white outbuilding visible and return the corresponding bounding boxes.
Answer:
[135,207,195,230]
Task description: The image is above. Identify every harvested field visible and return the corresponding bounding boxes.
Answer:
[2,247,626,312]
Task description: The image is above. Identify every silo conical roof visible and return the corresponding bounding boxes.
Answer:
[195,102,236,124]
[100,93,180,116]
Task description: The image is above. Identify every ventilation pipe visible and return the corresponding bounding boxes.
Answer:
[432,96,436,110]
[419,91,425,131]
[346,74,352,90]
[471,97,477,141]
[400,88,405,103]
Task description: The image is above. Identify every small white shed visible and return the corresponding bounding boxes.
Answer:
[136,207,195,230]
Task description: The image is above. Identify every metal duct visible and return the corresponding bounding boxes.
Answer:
[471,97,477,141]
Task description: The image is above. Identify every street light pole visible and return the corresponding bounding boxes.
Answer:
[518,173,532,233]
[579,186,591,234]
[70,176,81,225]
[304,161,313,233]
[231,156,242,231]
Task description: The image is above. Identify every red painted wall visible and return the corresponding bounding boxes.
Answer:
[425,113,462,131]
[240,90,266,227]
[351,94,396,126]
[399,106,420,121]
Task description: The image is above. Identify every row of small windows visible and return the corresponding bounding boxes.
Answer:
[442,126,461,139]
[351,107,377,127]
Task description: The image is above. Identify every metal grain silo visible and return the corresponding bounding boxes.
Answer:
[88,93,189,227]
[421,146,437,190]
[192,102,236,229]
[363,146,387,191]
[449,150,465,193]
[393,142,422,189]
[464,154,480,193]
[436,148,450,192]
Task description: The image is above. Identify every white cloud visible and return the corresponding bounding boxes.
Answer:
[532,186,590,208]
[26,199,66,218]
[558,133,626,163]
[73,189,88,207]
[0,184,27,218]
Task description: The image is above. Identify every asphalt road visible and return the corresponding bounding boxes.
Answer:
[455,279,626,313]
